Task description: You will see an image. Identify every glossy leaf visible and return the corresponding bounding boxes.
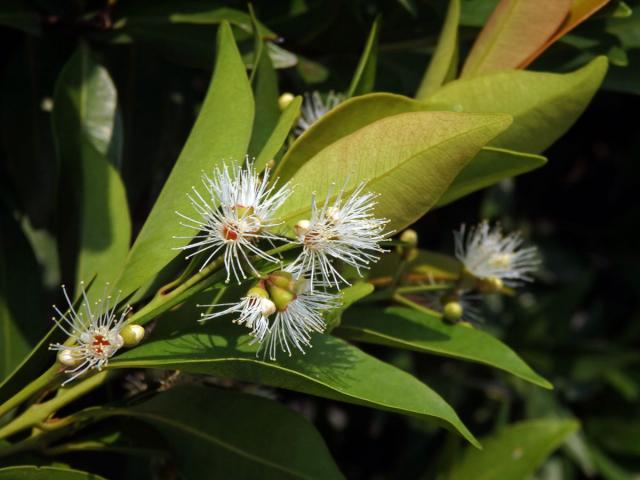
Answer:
[276,111,512,231]
[347,16,380,97]
[416,0,460,99]
[0,206,46,380]
[337,306,551,388]
[0,466,107,479]
[428,57,608,153]
[110,322,479,446]
[521,0,613,68]
[112,22,254,298]
[98,386,344,479]
[274,93,431,182]
[461,0,572,77]
[254,96,302,172]
[447,419,579,480]
[52,44,131,294]
[248,34,280,160]
[325,282,374,331]
[436,147,547,206]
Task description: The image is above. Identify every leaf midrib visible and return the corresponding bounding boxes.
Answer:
[280,114,508,222]
[108,409,313,479]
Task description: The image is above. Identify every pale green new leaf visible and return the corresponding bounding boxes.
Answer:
[110,322,479,447]
[427,56,608,153]
[254,96,302,172]
[416,0,460,99]
[336,306,551,388]
[112,22,254,298]
[447,419,579,480]
[275,93,431,182]
[51,43,131,296]
[437,147,547,206]
[276,111,512,231]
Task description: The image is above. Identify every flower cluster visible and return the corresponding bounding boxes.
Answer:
[176,160,388,359]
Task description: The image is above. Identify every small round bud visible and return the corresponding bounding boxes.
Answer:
[278,92,295,110]
[58,349,80,368]
[121,324,145,347]
[268,271,293,290]
[294,219,311,238]
[265,159,276,170]
[247,287,269,299]
[400,229,418,248]
[477,276,504,294]
[267,284,296,311]
[443,301,463,322]
[260,298,277,317]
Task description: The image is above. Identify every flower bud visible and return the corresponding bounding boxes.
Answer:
[477,276,504,294]
[278,92,295,110]
[294,219,311,239]
[443,301,463,322]
[57,349,80,368]
[268,271,293,290]
[120,324,145,347]
[267,284,296,311]
[260,298,277,317]
[398,229,418,261]
[265,159,276,170]
[400,229,418,248]
[247,286,269,299]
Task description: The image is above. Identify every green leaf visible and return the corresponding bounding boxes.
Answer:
[0,466,107,479]
[0,0,40,35]
[427,56,608,154]
[587,418,640,456]
[275,93,430,182]
[114,2,276,38]
[325,282,374,331]
[436,147,547,206]
[416,0,460,99]
[447,419,579,480]
[254,96,302,172]
[97,386,344,479]
[248,33,280,160]
[277,111,512,232]
[347,16,380,98]
[112,22,254,298]
[336,306,551,389]
[110,322,479,447]
[52,43,131,293]
[461,0,572,77]
[0,206,46,380]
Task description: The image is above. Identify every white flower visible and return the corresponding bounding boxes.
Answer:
[261,281,338,360]
[200,288,276,342]
[175,161,292,284]
[288,183,389,289]
[200,279,339,360]
[454,221,540,285]
[49,283,130,385]
[294,91,344,136]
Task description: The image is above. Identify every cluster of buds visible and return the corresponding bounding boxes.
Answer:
[201,271,338,359]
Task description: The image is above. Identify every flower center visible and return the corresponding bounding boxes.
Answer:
[489,253,512,269]
[91,334,111,356]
